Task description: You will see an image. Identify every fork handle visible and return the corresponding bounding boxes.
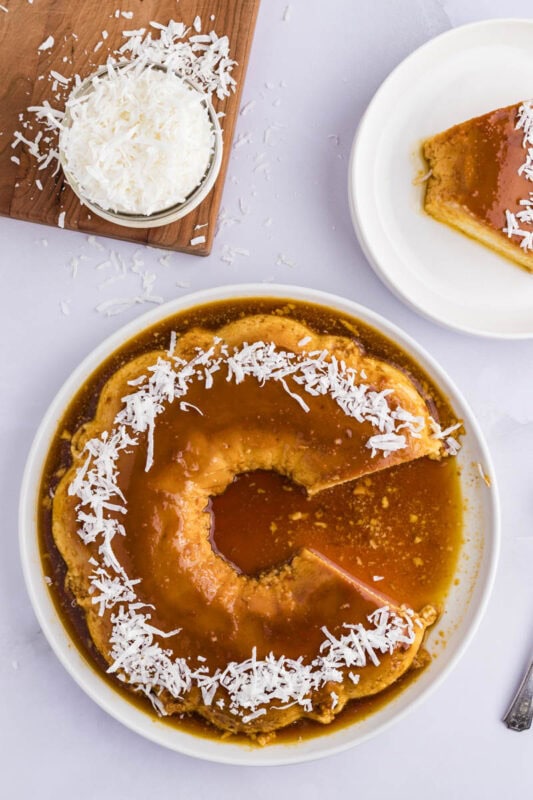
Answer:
[503,660,533,731]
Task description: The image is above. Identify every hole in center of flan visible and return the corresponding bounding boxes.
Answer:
[207,469,313,576]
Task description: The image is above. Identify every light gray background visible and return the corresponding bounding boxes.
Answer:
[1,1,532,797]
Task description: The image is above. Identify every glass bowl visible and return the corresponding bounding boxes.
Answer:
[58,64,223,229]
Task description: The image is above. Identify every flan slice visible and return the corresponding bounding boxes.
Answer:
[422,101,533,273]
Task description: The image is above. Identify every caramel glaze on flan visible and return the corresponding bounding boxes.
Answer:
[423,101,533,272]
[39,299,464,744]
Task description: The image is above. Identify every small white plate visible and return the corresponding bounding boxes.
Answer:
[349,19,533,339]
[19,285,499,765]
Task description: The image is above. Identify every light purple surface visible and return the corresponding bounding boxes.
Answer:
[1,0,532,796]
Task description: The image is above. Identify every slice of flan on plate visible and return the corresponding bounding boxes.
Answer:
[422,101,533,273]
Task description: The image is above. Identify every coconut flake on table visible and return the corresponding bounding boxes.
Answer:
[282,4,293,22]
[276,252,296,267]
[59,68,215,215]
[220,245,249,264]
[239,100,256,116]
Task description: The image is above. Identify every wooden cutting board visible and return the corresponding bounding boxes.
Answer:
[0,0,260,255]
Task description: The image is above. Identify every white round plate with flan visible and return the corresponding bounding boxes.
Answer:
[349,19,533,339]
[19,284,499,765]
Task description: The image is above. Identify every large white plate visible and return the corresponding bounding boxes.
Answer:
[19,284,499,765]
[349,19,533,338]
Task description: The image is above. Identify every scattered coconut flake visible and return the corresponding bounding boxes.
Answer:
[221,245,249,264]
[240,100,256,116]
[264,123,285,146]
[283,4,292,22]
[168,330,177,356]
[57,210,65,228]
[87,234,104,250]
[50,70,70,85]
[194,222,208,230]
[60,300,71,316]
[95,297,140,316]
[65,336,435,718]
[193,15,201,32]
[276,252,296,267]
[216,207,241,234]
[60,69,215,215]
[38,35,55,52]
[429,418,462,456]
[502,102,533,249]
[190,235,206,246]
[413,168,432,186]
[234,132,253,149]
[372,576,384,582]
[15,19,237,204]
[476,462,491,487]
[0,5,8,13]
[10,155,20,165]
[179,401,204,415]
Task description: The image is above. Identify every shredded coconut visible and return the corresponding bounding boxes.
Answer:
[66,335,456,718]
[60,68,215,215]
[502,102,533,250]
[38,35,55,52]
[14,19,236,207]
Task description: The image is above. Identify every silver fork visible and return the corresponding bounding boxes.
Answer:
[503,659,533,731]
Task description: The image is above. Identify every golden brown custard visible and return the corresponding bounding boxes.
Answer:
[39,299,463,744]
[434,105,525,227]
[423,101,533,272]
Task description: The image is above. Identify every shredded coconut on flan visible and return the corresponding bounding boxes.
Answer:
[502,102,533,250]
[67,335,457,719]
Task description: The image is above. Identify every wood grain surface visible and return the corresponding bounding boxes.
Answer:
[0,0,260,255]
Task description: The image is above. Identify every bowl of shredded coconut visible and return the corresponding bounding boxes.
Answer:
[59,62,223,227]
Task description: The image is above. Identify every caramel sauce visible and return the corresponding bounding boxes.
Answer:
[435,103,528,229]
[210,461,461,612]
[38,298,463,744]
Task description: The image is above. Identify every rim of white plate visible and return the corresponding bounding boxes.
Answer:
[19,284,500,765]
